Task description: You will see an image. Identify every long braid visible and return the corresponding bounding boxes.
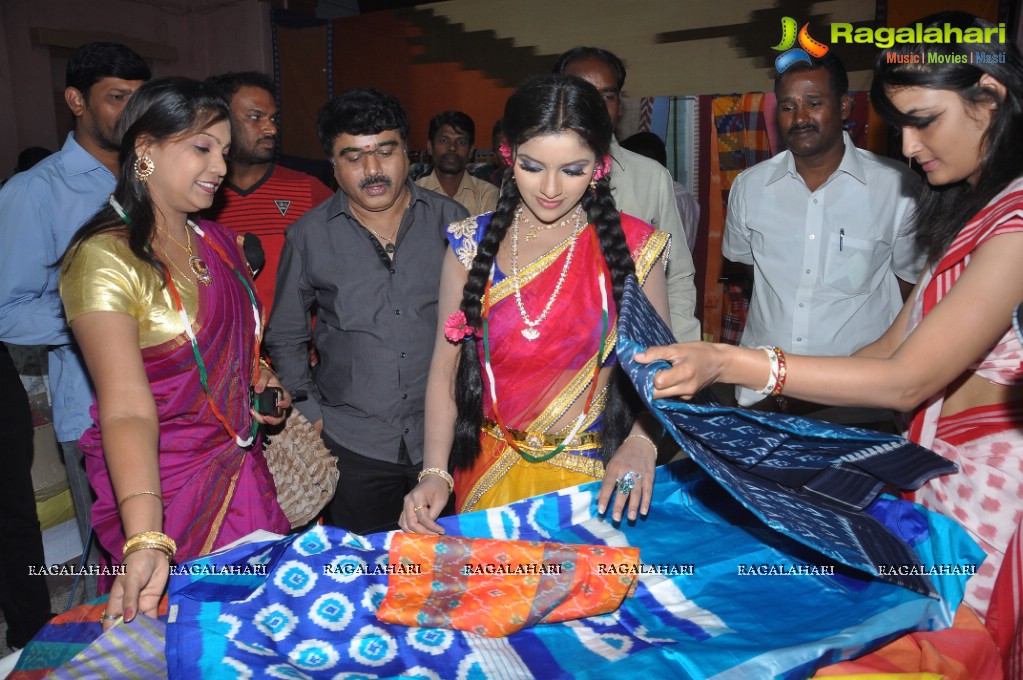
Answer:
[582,177,643,463]
[451,176,522,468]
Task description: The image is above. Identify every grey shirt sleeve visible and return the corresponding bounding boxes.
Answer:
[264,222,323,424]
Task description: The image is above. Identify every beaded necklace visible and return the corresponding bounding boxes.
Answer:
[482,226,608,463]
[109,196,260,447]
[510,204,584,341]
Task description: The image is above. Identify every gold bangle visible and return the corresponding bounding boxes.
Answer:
[418,467,454,493]
[259,356,272,370]
[122,531,176,561]
[625,433,658,456]
[117,490,162,509]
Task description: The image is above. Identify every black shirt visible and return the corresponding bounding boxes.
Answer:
[265,180,468,464]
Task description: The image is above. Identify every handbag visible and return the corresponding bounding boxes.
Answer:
[261,408,338,528]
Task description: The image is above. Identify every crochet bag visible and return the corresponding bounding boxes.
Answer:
[262,408,338,528]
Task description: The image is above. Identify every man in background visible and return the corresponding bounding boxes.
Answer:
[723,53,922,420]
[554,46,700,342]
[621,130,700,254]
[0,42,150,601]
[205,71,333,313]
[415,110,498,216]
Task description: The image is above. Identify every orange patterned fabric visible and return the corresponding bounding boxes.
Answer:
[376,532,641,637]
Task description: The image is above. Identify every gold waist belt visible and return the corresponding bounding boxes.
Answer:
[481,418,602,451]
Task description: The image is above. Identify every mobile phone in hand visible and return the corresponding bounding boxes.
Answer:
[250,386,285,418]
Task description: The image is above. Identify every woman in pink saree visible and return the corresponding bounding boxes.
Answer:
[399,75,672,532]
[637,11,1023,673]
[59,78,290,629]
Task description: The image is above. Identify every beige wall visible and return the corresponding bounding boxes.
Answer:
[0,0,273,175]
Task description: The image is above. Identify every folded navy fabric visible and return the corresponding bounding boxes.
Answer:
[616,276,958,596]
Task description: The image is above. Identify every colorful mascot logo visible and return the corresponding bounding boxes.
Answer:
[772,17,829,72]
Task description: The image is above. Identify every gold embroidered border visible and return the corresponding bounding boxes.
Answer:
[634,230,670,284]
[461,447,519,513]
[488,228,579,304]
[461,441,605,513]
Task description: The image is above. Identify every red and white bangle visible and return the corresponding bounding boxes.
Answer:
[756,346,788,396]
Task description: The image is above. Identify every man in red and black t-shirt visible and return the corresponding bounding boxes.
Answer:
[205,72,333,314]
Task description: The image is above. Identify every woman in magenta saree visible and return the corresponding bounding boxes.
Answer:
[67,216,289,562]
[400,75,673,534]
[59,78,289,629]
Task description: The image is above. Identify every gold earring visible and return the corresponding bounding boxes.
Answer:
[134,155,155,182]
[589,178,597,190]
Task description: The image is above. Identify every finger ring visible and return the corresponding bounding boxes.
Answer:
[413,505,424,512]
[100,610,120,621]
[615,470,638,495]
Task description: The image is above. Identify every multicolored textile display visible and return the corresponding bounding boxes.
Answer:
[9,599,171,680]
[376,533,640,636]
[616,275,960,597]
[165,461,981,679]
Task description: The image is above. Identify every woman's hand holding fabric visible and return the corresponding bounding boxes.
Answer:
[399,476,449,535]
[103,549,169,631]
[635,342,727,400]
[598,437,657,522]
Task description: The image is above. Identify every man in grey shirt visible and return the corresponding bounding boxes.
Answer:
[265,89,468,533]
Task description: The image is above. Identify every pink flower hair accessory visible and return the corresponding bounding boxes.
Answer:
[444,310,476,343]
[498,142,513,166]
[593,155,612,181]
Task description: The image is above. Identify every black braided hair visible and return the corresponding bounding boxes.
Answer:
[450,74,640,469]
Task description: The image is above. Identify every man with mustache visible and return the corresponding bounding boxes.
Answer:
[204,72,332,314]
[723,53,924,422]
[415,111,498,215]
[265,88,468,533]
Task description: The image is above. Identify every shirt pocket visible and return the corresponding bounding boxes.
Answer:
[822,230,886,296]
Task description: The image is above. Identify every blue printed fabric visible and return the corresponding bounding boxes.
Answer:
[615,275,959,596]
[166,463,982,679]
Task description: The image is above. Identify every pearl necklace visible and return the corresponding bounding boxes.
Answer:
[510,204,584,341]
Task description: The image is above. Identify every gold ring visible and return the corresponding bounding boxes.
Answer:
[413,505,424,512]
[100,610,120,621]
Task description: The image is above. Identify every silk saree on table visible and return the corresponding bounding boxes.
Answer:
[62,219,289,568]
[445,212,669,512]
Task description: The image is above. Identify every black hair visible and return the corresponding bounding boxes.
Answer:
[316,88,409,156]
[428,110,475,146]
[450,73,640,469]
[774,51,849,100]
[61,77,230,277]
[205,71,276,102]
[15,146,52,172]
[871,11,1023,263]
[552,46,627,91]
[65,42,150,99]
[620,131,668,167]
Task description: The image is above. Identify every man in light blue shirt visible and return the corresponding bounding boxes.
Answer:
[0,43,149,593]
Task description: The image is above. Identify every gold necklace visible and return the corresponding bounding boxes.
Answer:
[522,205,583,242]
[160,225,212,285]
[163,252,195,284]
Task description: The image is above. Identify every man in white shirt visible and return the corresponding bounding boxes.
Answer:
[723,53,924,413]
[554,46,701,342]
